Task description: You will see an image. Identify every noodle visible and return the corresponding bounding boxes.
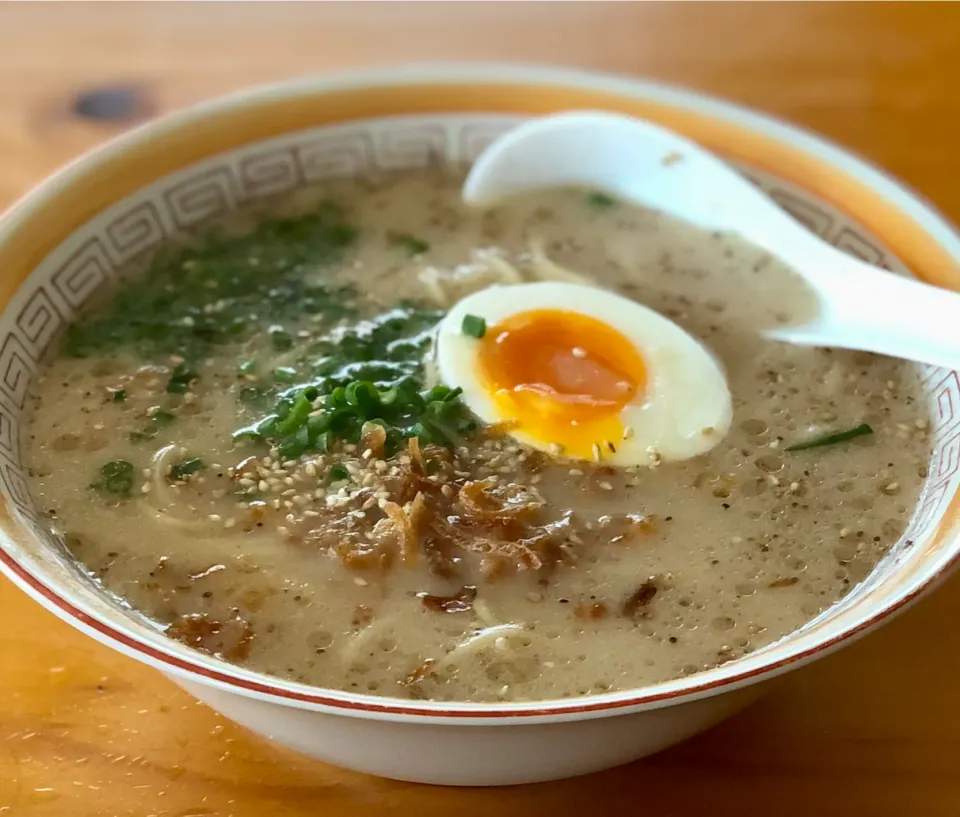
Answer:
[434,623,526,671]
[526,240,593,285]
[145,443,225,536]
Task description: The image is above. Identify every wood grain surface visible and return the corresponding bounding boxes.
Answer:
[1,3,960,815]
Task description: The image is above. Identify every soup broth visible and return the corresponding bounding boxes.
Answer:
[25,169,931,702]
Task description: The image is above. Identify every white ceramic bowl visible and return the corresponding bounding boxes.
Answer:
[0,65,959,787]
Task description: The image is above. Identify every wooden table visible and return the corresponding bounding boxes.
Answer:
[1,3,959,814]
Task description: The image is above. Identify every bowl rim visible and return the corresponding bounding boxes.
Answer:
[1,62,959,724]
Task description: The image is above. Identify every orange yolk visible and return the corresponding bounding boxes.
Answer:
[478,309,647,458]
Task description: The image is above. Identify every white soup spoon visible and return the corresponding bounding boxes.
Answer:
[463,111,960,370]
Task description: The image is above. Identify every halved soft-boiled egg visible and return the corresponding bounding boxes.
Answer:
[435,282,732,466]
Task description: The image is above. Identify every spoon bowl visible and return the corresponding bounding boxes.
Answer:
[464,111,960,369]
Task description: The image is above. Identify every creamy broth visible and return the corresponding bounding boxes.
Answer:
[25,169,930,702]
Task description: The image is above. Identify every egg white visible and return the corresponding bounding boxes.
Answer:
[435,281,732,466]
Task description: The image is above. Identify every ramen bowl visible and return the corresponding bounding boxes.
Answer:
[0,65,958,786]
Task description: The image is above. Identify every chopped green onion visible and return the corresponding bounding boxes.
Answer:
[345,381,380,414]
[59,201,358,363]
[785,423,873,452]
[328,463,349,483]
[273,366,298,384]
[232,302,479,460]
[586,191,617,209]
[169,457,204,482]
[461,314,486,338]
[232,427,263,444]
[269,328,293,351]
[166,362,198,394]
[109,388,126,403]
[238,360,256,375]
[92,460,134,498]
[390,233,430,256]
[274,386,320,438]
[277,426,311,460]
[129,409,176,443]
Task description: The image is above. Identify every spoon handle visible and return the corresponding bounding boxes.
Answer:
[768,247,960,370]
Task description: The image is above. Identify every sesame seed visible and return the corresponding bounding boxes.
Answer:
[622,426,635,440]
[140,483,150,494]
[599,481,614,491]
[258,480,269,492]
[208,514,222,523]
[571,347,587,359]
[605,440,617,454]
[305,463,317,477]
[224,518,236,529]
[592,442,602,462]
[277,526,289,536]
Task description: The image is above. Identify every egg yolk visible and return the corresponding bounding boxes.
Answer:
[478,309,647,457]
